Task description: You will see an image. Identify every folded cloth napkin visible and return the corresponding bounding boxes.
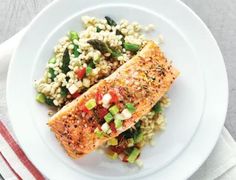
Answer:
[0,30,236,180]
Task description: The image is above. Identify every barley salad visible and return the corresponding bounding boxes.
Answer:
[35,16,169,166]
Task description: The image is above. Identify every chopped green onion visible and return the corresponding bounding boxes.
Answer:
[86,66,93,76]
[36,93,46,103]
[85,99,96,110]
[48,57,56,64]
[114,118,122,129]
[109,105,119,115]
[127,148,140,163]
[60,86,68,98]
[95,128,104,138]
[124,42,140,53]
[125,103,136,113]
[69,31,79,40]
[73,44,80,58]
[104,113,113,123]
[134,132,143,143]
[152,102,162,113]
[107,138,118,146]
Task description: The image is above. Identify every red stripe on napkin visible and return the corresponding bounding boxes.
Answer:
[0,121,45,180]
[0,152,22,180]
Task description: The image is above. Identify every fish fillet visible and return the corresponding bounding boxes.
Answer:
[48,41,179,158]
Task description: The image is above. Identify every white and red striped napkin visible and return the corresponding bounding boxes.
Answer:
[0,29,236,180]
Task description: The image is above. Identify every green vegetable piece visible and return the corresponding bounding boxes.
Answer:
[85,99,96,110]
[45,98,55,106]
[69,31,79,40]
[60,86,68,98]
[134,132,143,143]
[106,151,118,160]
[86,66,93,76]
[96,27,102,32]
[107,138,118,146]
[124,42,140,53]
[127,138,134,147]
[125,103,136,113]
[111,49,122,58]
[114,118,122,129]
[105,16,117,26]
[152,102,162,113]
[88,60,96,68]
[48,68,56,80]
[104,113,113,123]
[87,39,111,54]
[127,148,140,163]
[73,44,80,58]
[109,105,119,115]
[116,30,125,45]
[48,57,56,64]
[36,93,46,103]
[95,128,104,138]
[61,48,70,74]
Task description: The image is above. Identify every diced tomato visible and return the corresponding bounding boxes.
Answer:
[71,91,80,99]
[109,122,117,133]
[122,155,128,163]
[110,146,125,154]
[95,92,103,104]
[76,67,86,79]
[82,105,90,113]
[97,107,108,119]
[109,90,118,103]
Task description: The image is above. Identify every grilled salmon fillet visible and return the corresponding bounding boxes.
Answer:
[48,41,179,158]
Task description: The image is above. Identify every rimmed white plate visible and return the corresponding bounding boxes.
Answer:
[7,0,228,179]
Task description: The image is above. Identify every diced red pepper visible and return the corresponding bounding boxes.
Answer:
[71,91,80,99]
[95,92,103,104]
[109,90,118,103]
[76,67,86,80]
[109,122,117,133]
[97,107,108,119]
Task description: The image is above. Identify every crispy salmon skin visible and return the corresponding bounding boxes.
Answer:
[48,41,179,158]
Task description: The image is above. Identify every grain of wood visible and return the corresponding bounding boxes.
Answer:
[0,0,235,139]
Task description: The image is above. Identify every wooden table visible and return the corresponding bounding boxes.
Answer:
[0,0,235,139]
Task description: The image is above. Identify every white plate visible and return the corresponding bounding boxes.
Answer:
[7,0,228,179]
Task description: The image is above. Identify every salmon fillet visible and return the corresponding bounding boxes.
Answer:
[48,41,179,158]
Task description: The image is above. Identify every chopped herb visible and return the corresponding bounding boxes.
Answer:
[60,86,68,98]
[105,16,117,26]
[86,66,93,76]
[152,102,162,113]
[96,27,102,32]
[48,68,56,80]
[45,98,55,106]
[73,44,80,58]
[61,48,70,74]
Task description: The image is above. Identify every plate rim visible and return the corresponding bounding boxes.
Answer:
[6,0,228,179]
